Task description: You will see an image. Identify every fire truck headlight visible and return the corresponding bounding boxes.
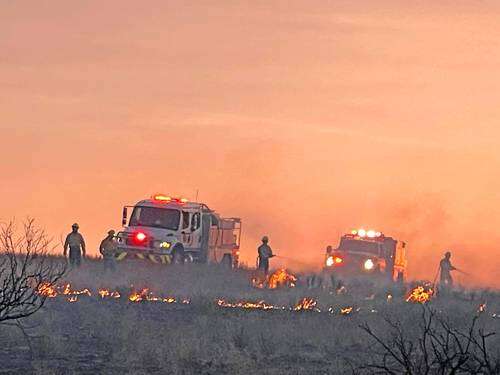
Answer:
[159,242,171,249]
[326,256,334,267]
[367,230,376,238]
[364,259,375,270]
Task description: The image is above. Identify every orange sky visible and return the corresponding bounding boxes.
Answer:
[1,1,500,287]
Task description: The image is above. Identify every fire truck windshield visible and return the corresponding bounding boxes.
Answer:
[129,207,180,230]
[338,238,380,255]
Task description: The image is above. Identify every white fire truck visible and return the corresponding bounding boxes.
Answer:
[324,229,408,283]
[115,194,242,267]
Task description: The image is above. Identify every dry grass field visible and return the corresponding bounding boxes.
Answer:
[1,259,499,374]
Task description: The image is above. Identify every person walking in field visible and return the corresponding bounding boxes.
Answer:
[257,236,274,274]
[99,230,117,272]
[439,251,457,288]
[63,223,86,267]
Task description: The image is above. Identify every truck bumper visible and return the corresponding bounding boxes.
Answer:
[115,246,173,264]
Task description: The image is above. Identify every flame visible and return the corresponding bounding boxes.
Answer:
[216,297,320,312]
[406,285,434,304]
[35,282,189,305]
[478,303,487,313]
[127,288,189,304]
[252,269,297,289]
[37,282,58,298]
[61,283,91,297]
[268,269,297,289]
[340,306,353,315]
[98,289,121,299]
[128,288,150,302]
[37,282,92,298]
[293,298,319,312]
[217,299,278,311]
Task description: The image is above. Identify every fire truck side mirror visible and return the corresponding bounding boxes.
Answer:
[122,207,128,226]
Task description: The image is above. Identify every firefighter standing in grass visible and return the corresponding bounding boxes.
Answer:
[439,251,457,288]
[258,236,274,274]
[63,223,86,267]
[100,230,117,271]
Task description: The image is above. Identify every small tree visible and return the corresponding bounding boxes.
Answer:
[358,305,499,374]
[0,219,66,323]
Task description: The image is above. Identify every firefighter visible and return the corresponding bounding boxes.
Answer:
[257,236,274,274]
[326,245,333,254]
[439,251,456,288]
[63,223,86,267]
[99,230,117,271]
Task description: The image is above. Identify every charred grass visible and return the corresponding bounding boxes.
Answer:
[1,260,499,374]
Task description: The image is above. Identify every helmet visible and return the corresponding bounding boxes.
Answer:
[72,223,79,229]
[108,230,115,236]
[445,251,451,257]
[262,236,269,243]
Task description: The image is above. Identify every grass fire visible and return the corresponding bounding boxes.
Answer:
[2,246,500,374]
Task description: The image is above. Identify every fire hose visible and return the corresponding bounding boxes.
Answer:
[273,255,319,268]
[256,254,312,268]
[255,255,276,268]
[433,265,474,291]
[455,268,471,276]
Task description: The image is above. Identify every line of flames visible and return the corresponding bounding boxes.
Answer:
[37,282,497,318]
[252,271,434,308]
[36,282,495,318]
[36,282,190,304]
[36,282,435,307]
[216,298,359,315]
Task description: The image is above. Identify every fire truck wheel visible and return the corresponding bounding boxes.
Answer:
[172,247,185,265]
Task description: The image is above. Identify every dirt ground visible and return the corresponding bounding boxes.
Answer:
[1,261,499,374]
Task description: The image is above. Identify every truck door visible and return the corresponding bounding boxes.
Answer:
[189,212,202,250]
[181,211,192,245]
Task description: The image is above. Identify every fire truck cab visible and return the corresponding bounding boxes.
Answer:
[115,194,242,267]
[324,229,407,283]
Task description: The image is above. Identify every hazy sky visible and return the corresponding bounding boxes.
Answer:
[2,1,500,286]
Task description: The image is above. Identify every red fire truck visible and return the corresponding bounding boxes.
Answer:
[324,229,407,283]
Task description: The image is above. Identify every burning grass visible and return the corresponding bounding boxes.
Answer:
[32,275,497,323]
[36,282,190,305]
[406,283,434,304]
[251,268,297,289]
[293,297,319,312]
[3,261,498,374]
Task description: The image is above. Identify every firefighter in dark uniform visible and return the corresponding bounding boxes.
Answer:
[257,236,274,274]
[99,230,117,271]
[439,251,456,288]
[63,223,86,267]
